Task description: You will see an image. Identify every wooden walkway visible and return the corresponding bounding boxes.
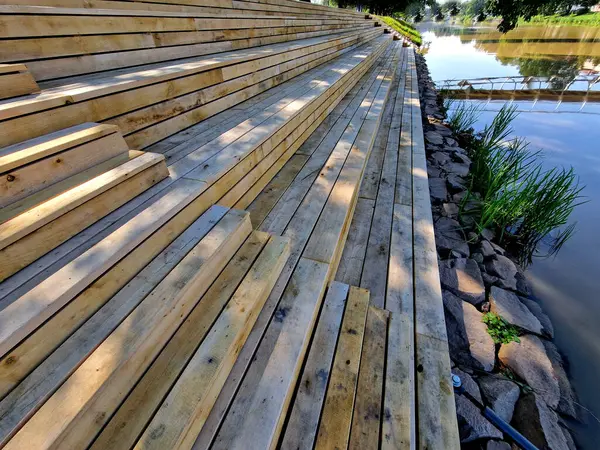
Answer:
[0,2,458,447]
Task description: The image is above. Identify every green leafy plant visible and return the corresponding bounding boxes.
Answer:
[482,312,521,344]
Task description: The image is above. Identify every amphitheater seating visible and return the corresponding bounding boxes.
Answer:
[0,0,459,448]
[0,64,39,100]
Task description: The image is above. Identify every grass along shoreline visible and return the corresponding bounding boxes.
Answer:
[375,15,423,46]
[445,101,586,264]
[522,12,600,26]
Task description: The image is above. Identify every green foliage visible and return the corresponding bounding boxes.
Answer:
[377,15,423,45]
[446,103,586,264]
[525,12,600,25]
[482,312,521,344]
[485,0,598,32]
[442,0,461,16]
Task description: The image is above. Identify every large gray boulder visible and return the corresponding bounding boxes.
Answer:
[439,258,486,305]
[478,376,520,423]
[478,240,496,259]
[498,335,560,408]
[443,290,495,372]
[434,217,469,257]
[429,151,451,166]
[543,340,579,419]
[489,287,543,335]
[485,255,517,290]
[443,161,470,177]
[429,177,448,203]
[512,393,572,450]
[521,297,554,338]
[454,369,503,442]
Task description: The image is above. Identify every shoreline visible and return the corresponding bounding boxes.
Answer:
[414,51,582,449]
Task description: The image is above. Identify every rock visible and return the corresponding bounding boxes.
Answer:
[452,151,472,165]
[481,301,491,313]
[489,287,543,335]
[543,340,579,419]
[471,252,484,264]
[515,271,532,297]
[443,290,495,372]
[467,232,479,243]
[425,131,444,146]
[440,258,486,305]
[486,441,511,450]
[433,123,453,136]
[490,241,505,256]
[445,136,459,147]
[512,393,571,450]
[427,166,442,178]
[429,177,448,203]
[498,335,560,408]
[478,376,520,422]
[481,272,499,287]
[478,240,496,259]
[446,174,467,192]
[454,369,503,442]
[443,161,470,177]
[443,202,459,218]
[429,151,451,166]
[481,228,496,241]
[521,298,554,338]
[434,217,470,257]
[485,255,517,290]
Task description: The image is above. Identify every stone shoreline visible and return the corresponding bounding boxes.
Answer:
[415,53,580,450]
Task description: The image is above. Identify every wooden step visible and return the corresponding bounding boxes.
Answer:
[0,177,210,357]
[0,207,252,449]
[0,28,384,149]
[0,36,391,309]
[0,123,129,208]
[198,42,401,450]
[0,122,120,174]
[0,64,39,100]
[0,151,168,281]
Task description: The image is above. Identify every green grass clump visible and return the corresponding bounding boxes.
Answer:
[524,12,600,26]
[482,312,521,344]
[446,102,585,264]
[376,15,423,46]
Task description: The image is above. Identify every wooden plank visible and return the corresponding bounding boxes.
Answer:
[0,150,133,224]
[0,122,117,174]
[0,206,229,430]
[0,71,39,100]
[134,235,289,450]
[349,305,389,450]
[210,257,330,450]
[314,285,370,450]
[0,131,129,208]
[0,152,164,250]
[335,197,375,286]
[280,281,349,450]
[90,230,270,450]
[3,209,252,450]
[382,203,414,450]
[0,177,206,358]
[0,64,27,74]
[405,50,460,450]
[0,155,168,281]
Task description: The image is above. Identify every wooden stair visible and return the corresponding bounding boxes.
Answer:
[0,64,39,100]
[0,206,290,449]
[0,123,169,281]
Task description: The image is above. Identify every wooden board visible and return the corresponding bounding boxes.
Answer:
[134,235,289,450]
[209,257,330,450]
[0,68,39,100]
[280,281,349,449]
[314,285,370,450]
[349,305,389,450]
[90,230,270,450]
[0,130,129,208]
[3,209,252,449]
[0,177,206,358]
[0,154,168,281]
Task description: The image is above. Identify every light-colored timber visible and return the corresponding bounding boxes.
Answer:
[314,286,370,450]
[0,64,39,100]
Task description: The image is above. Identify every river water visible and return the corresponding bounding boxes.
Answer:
[416,21,600,449]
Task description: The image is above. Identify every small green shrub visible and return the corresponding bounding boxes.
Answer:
[482,312,521,344]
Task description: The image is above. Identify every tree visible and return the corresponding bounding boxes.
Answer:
[406,1,425,21]
[442,0,461,16]
[463,0,486,21]
[486,0,598,32]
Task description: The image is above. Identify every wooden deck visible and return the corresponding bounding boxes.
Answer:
[0,3,458,447]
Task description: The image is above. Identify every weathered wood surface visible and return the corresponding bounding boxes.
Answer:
[0,64,39,100]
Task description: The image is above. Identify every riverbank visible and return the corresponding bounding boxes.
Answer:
[376,15,422,45]
[524,12,600,26]
[415,52,581,449]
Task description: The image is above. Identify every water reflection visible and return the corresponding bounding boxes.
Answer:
[418,21,600,450]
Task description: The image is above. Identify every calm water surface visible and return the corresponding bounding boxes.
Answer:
[417,21,600,449]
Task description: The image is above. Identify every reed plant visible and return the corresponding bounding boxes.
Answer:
[446,102,585,264]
